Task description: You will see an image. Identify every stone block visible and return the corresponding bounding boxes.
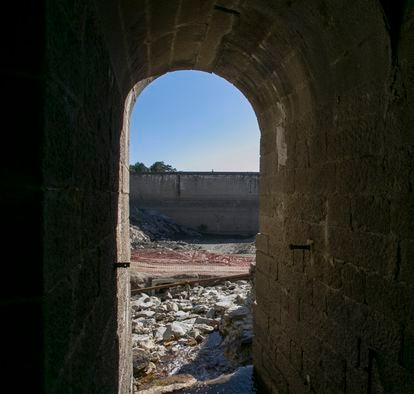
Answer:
[148,0,177,38]
[352,231,396,276]
[310,164,336,196]
[351,195,390,234]
[361,309,402,363]
[120,163,129,194]
[259,193,273,217]
[326,288,347,326]
[294,168,312,193]
[273,168,295,194]
[327,226,354,263]
[391,196,414,239]
[44,278,75,385]
[320,346,346,392]
[179,0,214,25]
[323,257,344,290]
[341,263,366,303]
[256,233,269,254]
[336,158,381,194]
[277,262,305,298]
[371,356,414,393]
[309,129,328,166]
[327,193,351,228]
[312,279,328,313]
[298,278,313,305]
[260,124,277,156]
[399,239,414,284]
[326,130,344,162]
[305,250,325,281]
[149,34,174,74]
[276,350,307,393]
[346,297,369,337]
[173,25,204,65]
[382,150,414,194]
[253,302,269,340]
[290,339,303,372]
[302,357,325,393]
[400,327,414,373]
[346,366,368,394]
[255,269,271,311]
[365,273,414,326]
[268,283,283,324]
[43,189,82,290]
[257,251,276,278]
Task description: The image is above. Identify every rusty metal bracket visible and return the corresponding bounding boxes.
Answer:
[289,240,314,251]
[114,262,130,268]
[289,244,311,250]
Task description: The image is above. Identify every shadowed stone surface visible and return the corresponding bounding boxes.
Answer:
[1,0,413,393]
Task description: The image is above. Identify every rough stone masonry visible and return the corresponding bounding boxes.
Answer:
[2,1,413,393]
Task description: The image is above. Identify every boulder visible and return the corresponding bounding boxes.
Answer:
[163,321,192,340]
[136,374,197,394]
[133,348,151,377]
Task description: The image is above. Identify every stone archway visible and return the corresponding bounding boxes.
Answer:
[7,0,410,392]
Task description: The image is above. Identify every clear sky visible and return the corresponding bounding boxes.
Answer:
[129,70,260,172]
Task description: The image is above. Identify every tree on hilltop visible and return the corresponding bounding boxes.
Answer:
[130,161,177,172]
[130,162,149,173]
[149,161,177,172]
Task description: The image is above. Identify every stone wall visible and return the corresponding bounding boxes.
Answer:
[252,2,414,392]
[42,1,129,391]
[130,172,259,236]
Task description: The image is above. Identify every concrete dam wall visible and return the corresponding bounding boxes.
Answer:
[130,172,259,236]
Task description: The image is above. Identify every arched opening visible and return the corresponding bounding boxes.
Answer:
[125,70,260,391]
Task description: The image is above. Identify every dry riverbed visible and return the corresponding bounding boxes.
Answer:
[132,279,254,393]
[129,209,258,393]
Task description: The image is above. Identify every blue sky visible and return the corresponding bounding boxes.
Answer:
[129,71,260,172]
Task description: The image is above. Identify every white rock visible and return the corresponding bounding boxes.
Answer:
[131,295,156,310]
[174,310,189,320]
[163,321,192,339]
[227,306,249,320]
[193,323,215,333]
[154,326,167,342]
[180,318,196,326]
[166,302,179,312]
[136,310,156,318]
[136,374,197,394]
[132,320,145,334]
[132,334,155,351]
[192,304,209,314]
[215,300,234,311]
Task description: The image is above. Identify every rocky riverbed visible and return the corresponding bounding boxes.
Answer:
[131,279,253,393]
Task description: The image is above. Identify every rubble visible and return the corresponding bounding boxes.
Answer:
[131,280,253,393]
[130,207,201,246]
